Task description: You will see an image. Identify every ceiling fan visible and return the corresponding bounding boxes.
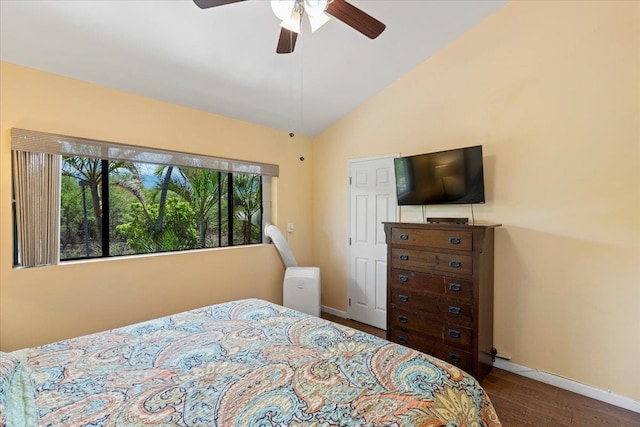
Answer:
[193,0,386,54]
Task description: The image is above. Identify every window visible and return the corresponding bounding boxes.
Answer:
[60,157,265,260]
[12,129,277,267]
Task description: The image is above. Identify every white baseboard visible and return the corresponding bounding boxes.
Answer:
[321,305,347,319]
[319,307,639,414]
[493,359,640,414]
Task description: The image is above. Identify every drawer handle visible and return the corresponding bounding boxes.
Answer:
[399,295,409,303]
[448,283,462,292]
[398,336,408,345]
[399,234,409,240]
[448,353,461,363]
[448,306,461,315]
[398,315,408,323]
[448,329,461,339]
[399,254,409,261]
[449,260,462,268]
[399,275,409,283]
[449,237,461,245]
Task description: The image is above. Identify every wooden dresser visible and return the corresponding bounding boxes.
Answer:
[383,221,500,382]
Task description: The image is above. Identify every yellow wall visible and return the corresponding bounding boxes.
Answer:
[0,62,314,351]
[313,1,639,400]
[1,0,639,404]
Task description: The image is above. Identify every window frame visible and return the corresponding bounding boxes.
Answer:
[11,128,276,267]
[60,158,265,261]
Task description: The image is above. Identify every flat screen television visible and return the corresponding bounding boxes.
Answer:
[394,145,485,206]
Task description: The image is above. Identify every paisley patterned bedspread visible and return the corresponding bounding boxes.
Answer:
[2,299,501,426]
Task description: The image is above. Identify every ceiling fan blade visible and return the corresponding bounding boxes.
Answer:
[276,28,298,54]
[193,0,245,9]
[326,0,385,39]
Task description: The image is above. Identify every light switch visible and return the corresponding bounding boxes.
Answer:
[287,223,294,233]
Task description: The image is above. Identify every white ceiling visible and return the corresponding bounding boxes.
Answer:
[0,0,505,136]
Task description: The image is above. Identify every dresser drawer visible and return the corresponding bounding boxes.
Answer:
[391,248,473,275]
[389,269,473,300]
[388,328,473,373]
[391,228,473,251]
[389,307,473,347]
[390,286,473,323]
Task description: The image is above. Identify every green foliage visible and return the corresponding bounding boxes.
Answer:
[60,175,100,258]
[233,173,262,244]
[116,199,199,254]
[60,156,142,258]
[61,156,140,239]
[59,155,263,259]
[167,168,223,248]
[108,184,139,256]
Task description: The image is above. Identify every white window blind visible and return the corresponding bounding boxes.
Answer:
[11,128,279,177]
[12,151,61,267]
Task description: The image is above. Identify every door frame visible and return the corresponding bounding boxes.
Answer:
[347,153,400,324]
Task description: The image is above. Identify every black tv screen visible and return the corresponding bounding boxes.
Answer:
[394,145,485,206]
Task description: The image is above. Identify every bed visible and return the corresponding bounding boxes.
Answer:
[1,298,501,426]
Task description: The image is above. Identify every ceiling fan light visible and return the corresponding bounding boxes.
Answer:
[303,0,328,17]
[308,12,330,32]
[271,0,296,21]
[281,8,302,34]
[281,19,300,34]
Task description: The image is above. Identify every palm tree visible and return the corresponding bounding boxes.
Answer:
[154,165,174,233]
[62,156,139,240]
[165,168,222,248]
[233,173,261,244]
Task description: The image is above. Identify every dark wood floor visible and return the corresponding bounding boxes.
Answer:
[321,313,640,427]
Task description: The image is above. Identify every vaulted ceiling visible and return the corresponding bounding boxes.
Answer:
[0,0,505,136]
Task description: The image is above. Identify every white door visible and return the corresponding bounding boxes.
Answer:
[348,154,398,329]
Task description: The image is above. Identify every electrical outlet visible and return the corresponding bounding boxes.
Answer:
[287,223,294,233]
